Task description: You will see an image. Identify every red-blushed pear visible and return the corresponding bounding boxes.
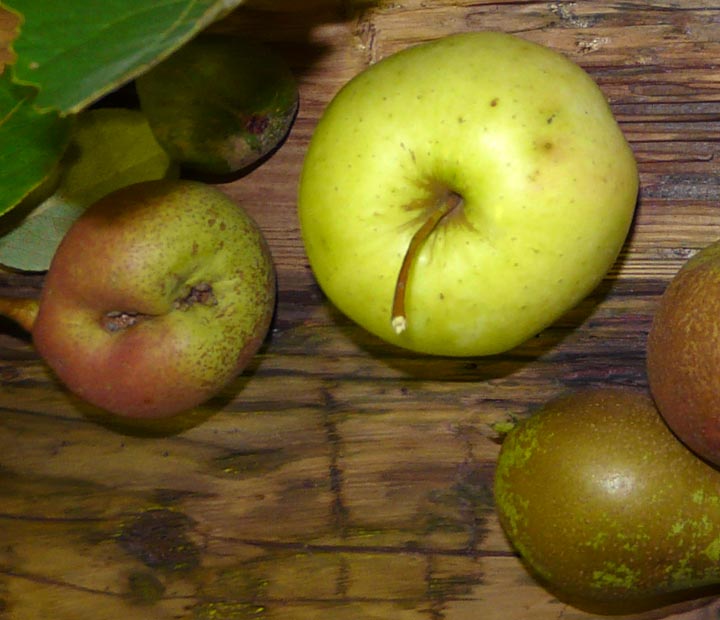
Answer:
[298,31,638,356]
[0,179,276,418]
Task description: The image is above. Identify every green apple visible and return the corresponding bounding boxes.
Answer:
[298,32,638,356]
[25,179,276,418]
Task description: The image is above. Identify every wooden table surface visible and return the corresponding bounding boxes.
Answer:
[3,1,720,618]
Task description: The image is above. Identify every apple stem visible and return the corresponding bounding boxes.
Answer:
[0,296,40,333]
[391,191,463,335]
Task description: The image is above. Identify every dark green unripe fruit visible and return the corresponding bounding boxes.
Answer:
[137,34,298,176]
[647,240,720,467]
[494,388,720,606]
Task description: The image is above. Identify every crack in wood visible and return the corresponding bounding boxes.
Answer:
[322,387,350,537]
[354,20,378,66]
[0,512,112,523]
[207,534,515,558]
[454,434,494,555]
[336,555,351,597]
[0,567,127,599]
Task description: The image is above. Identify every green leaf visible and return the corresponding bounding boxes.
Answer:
[7,0,248,115]
[0,107,177,272]
[0,70,72,217]
[0,3,21,72]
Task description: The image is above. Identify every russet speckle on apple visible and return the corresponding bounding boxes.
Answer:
[298,31,639,357]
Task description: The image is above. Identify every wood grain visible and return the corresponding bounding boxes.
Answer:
[2,1,720,618]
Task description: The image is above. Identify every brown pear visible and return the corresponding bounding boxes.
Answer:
[494,387,720,605]
[647,240,720,467]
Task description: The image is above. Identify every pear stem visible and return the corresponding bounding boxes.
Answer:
[391,191,463,334]
[0,296,40,333]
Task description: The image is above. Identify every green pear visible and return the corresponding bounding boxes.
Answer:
[136,33,299,176]
[647,240,720,467]
[21,179,276,419]
[494,388,720,605]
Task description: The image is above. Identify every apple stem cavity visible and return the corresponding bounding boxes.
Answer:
[0,296,40,333]
[391,190,463,335]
